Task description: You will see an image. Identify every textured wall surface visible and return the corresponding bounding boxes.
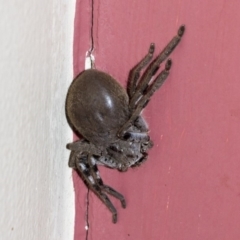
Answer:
[73,0,240,240]
[0,1,75,239]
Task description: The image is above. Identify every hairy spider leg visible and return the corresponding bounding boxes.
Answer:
[88,155,126,208]
[118,59,172,137]
[127,43,155,98]
[134,116,149,132]
[74,154,119,223]
[67,139,102,157]
[131,152,148,168]
[129,25,185,110]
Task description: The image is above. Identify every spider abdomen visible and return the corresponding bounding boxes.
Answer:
[66,69,130,146]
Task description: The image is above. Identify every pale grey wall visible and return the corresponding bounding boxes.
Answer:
[0,1,75,239]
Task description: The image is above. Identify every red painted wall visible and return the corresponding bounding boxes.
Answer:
[73,0,240,239]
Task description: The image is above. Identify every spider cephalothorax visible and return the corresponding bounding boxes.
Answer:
[66,25,185,223]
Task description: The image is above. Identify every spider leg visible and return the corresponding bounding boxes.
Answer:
[118,59,172,137]
[88,156,126,208]
[74,154,119,223]
[131,153,148,168]
[102,185,126,208]
[67,139,102,168]
[67,139,102,155]
[127,43,155,98]
[134,116,148,132]
[129,25,185,110]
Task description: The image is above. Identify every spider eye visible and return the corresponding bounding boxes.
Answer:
[109,145,118,151]
[123,132,131,140]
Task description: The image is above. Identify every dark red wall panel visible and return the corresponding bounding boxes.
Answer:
[73,0,240,239]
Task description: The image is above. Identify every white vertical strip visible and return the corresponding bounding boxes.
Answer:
[0,1,75,239]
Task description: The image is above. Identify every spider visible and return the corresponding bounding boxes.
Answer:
[65,25,185,223]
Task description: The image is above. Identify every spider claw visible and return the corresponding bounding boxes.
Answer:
[149,43,155,54]
[178,25,185,37]
[165,59,172,71]
[112,213,118,223]
[121,199,126,208]
[66,143,71,149]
